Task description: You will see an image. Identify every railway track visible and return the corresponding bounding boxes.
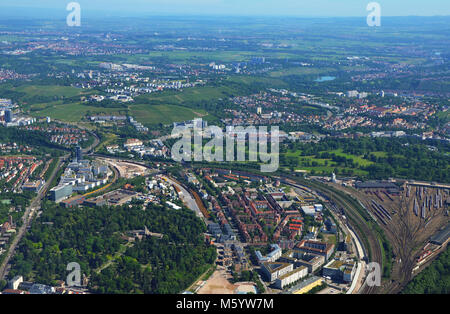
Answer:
[279,176,384,294]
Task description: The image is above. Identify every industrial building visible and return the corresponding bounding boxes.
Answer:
[355,181,400,193]
[301,204,323,217]
[102,189,138,206]
[429,223,450,246]
[83,196,107,207]
[60,195,86,208]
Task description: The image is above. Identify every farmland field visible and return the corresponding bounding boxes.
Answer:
[28,100,209,125]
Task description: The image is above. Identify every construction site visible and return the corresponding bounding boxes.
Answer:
[97,158,151,179]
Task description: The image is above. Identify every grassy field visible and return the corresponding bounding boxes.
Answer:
[129,104,208,124]
[135,85,240,106]
[29,100,208,125]
[29,102,125,122]
[269,67,335,78]
[283,148,374,176]
[117,50,297,63]
[19,74,286,125]
[14,85,91,98]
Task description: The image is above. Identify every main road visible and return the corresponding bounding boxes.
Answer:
[0,123,101,280]
[0,153,69,280]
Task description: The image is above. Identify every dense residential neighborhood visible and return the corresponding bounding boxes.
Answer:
[0,1,448,301]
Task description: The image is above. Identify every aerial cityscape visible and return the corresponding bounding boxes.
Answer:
[0,0,448,303]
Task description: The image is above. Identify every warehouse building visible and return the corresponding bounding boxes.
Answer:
[355,181,399,193]
[103,189,138,206]
[429,223,450,246]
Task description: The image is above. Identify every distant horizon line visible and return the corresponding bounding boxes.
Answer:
[0,11,449,19]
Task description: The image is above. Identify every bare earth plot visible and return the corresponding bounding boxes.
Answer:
[196,267,256,294]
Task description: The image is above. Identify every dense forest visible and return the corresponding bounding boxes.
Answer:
[8,201,216,294]
[402,246,450,294]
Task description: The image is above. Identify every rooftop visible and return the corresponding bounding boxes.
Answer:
[262,261,291,273]
[278,266,307,280]
[430,223,450,245]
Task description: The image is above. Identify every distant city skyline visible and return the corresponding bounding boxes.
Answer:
[1,0,449,18]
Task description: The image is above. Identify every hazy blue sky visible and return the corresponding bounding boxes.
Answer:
[1,0,450,17]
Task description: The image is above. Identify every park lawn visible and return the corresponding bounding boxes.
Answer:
[283,149,371,176]
[27,101,63,111]
[435,110,450,122]
[285,151,332,165]
[286,149,374,167]
[329,149,374,167]
[226,75,287,88]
